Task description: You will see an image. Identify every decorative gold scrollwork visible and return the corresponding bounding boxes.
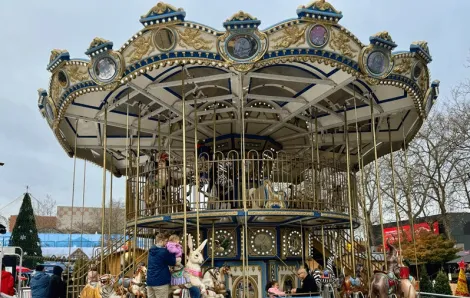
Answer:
[373,31,394,43]
[89,37,111,49]
[393,58,412,75]
[272,26,306,49]
[329,30,358,59]
[66,65,89,82]
[126,35,153,63]
[177,28,213,51]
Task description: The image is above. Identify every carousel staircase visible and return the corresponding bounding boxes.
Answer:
[310,229,381,276]
[69,228,149,297]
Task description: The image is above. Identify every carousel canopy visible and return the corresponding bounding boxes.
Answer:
[37,1,439,176]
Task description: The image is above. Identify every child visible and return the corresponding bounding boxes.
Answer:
[166,234,183,263]
[267,280,286,297]
[166,234,184,286]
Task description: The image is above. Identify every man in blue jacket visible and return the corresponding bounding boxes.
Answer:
[30,265,50,298]
[147,233,176,298]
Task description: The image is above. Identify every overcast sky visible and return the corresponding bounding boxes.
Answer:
[0,0,469,221]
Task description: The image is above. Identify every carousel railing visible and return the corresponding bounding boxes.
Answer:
[126,152,360,219]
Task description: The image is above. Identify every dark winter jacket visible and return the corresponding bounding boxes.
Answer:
[146,245,176,287]
[1,270,15,296]
[30,271,50,298]
[48,266,66,298]
[296,274,319,294]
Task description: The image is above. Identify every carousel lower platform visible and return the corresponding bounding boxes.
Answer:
[127,209,360,230]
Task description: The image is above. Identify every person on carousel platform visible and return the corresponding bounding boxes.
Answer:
[291,268,319,295]
[147,232,176,298]
[266,280,286,298]
[1,263,15,296]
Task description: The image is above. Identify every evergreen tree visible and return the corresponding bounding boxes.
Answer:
[434,271,452,295]
[419,264,433,293]
[9,193,43,267]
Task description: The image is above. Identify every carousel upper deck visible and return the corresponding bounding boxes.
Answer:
[37,0,439,230]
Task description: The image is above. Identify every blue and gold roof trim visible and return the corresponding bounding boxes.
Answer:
[38,0,440,162]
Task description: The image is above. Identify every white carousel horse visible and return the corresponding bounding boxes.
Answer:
[263,180,287,208]
[118,264,147,298]
[201,268,225,298]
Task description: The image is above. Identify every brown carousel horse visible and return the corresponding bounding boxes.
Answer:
[341,264,368,298]
[369,240,417,298]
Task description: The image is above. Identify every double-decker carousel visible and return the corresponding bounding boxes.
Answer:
[37,1,439,297]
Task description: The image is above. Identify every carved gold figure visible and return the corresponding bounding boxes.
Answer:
[143,2,180,17]
[272,26,306,49]
[126,35,153,63]
[393,58,412,75]
[89,37,110,49]
[329,30,357,59]
[49,49,67,63]
[67,65,89,82]
[178,28,213,51]
[373,31,393,43]
[303,0,340,13]
[227,11,257,22]
[412,41,429,53]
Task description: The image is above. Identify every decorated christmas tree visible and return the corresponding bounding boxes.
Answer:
[9,192,43,267]
[455,260,470,297]
[434,270,452,295]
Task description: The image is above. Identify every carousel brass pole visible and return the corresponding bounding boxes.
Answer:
[402,121,419,282]
[67,119,78,298]
[108,158,113,245]
[182,66,188,259]
[310,107,316,209]
[344,106,356,278]
[133,104,141,273]
[317,109,326,268]
[388,117,402,253]
[211,220,215,267]
[300,220,305,267]
[80,160,87,250]
[124,103,129,251]
[358,132,373,277]
[194,94,200,246]
[354,90,373,277]
[370,95,387,270]
[240,72,249,298]
[100,108,108,274]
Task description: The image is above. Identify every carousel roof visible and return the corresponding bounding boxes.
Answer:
[37,1,439,176]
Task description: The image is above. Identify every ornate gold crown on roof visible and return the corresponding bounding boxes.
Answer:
[89,37,111,50]
[369,31,397,50]
[49,49,68,63]
[140,2,186,25]
[411,41,432,63]
[226,11,257,22]
[85,37,113,56]
[297,0,343,22]
[373,31,393,43]
[47,49,70,72]
[302,0,341,14]
[224,10,260,29]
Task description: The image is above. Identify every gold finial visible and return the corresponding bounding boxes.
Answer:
[302,0,341,14]
[226,11,257,22]
[412,41,429,53]
[142,2,182,18]
[49,49,67,62]
[373,31,394,43]
[89,37,111,49]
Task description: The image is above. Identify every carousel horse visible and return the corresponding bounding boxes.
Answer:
[263,180,287,208]
[117,263,147,298]
[80,264,101,298]
[369,240,417,298]
[144,153,169,215]
[341,264,367,298]
[120,241,134,271]
[81,274,120,298]
[202,265,233,297]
